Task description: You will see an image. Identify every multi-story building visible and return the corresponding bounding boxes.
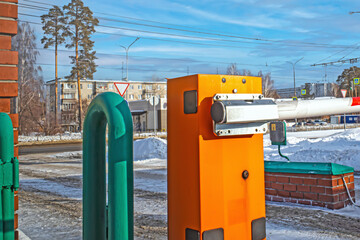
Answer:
[45,79,167,132]
[277,83,336,99]
[303,83,334,98]
[276,87,302,98]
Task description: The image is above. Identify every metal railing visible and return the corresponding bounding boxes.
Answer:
[0,113,19,240]
[83,92,134,240]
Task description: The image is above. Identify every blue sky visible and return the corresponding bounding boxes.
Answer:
[18,0,360,88]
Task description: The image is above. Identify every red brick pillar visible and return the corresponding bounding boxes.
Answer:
[0,0,19,239]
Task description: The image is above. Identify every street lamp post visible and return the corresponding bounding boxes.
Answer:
[120,37,140,81]
[286,57,304,97]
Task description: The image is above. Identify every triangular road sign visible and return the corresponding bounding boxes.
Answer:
[114,82,130,97]
[341,89,347,98]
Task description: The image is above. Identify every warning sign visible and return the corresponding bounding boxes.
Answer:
[341,89,347,98]
[114,82,130,97]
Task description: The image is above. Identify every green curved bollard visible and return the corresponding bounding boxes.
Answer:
[0,113,18,240]
[83,92,133,240]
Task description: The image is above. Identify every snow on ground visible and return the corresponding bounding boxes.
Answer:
[19,132,82,142]
[49,151,82,159]
[19,132,167,143]
[264,128,360,171]
[266,222,346,240]
[19,132,360,239]
[21,178,82,200]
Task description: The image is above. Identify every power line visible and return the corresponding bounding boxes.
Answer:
[314,42,360,64]
[311,57,360,67]
[19,12,355,51]
[17,19,346,74]
[18,1,357,49]
[17,18,280,51]
[36,62,209,74]
[36,47,272,68]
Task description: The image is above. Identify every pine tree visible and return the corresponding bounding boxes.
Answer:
[337,66,360,97]
[63,0,99,131]
[41,6,68,126]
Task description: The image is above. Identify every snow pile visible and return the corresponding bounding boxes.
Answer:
[50,151,82,159]
[134,132,167,138]
[133,137,167,161]
[264,128,360,171]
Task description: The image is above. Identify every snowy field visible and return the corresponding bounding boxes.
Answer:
[18,129,360,239]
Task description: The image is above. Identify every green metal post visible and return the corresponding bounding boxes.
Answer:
[0,113,15,240]
[83,92,134,240]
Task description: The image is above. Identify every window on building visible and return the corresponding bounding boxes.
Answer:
[66,83,74,89]
[80,84,83,89]
[97,83,107,89]
[145,93,153,99]
[138,95,142,100]
[109,84,113,89]
[164,85,167,90]
[64,93,75,99]
[88,94,92,100]
[146,85,152,90]
[138,85,142,90]
[129,94,134,100]
[157,85,161,90]
[130,85,134,90]
[88,84,93,89]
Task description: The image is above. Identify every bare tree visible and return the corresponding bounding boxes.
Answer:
[12,23,43,134]
[258,71,279,98]
[226,63,240,75]
[226,63,278,98]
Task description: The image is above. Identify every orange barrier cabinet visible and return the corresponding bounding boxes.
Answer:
[167,74,266,240]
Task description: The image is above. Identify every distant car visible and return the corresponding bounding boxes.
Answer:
[292,122,305,127]
[306,120,316,126]
[314,119,327,125]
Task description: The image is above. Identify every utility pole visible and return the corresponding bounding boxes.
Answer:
[153,95,156,135]
[120,37,140,101]
[286,57,304,97]
[120,37,140,81]
[121,62,124,80]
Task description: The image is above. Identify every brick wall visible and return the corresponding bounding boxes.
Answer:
[0,0,19,238]
[265,172,355,210]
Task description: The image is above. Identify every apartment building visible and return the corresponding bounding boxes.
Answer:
[45,79,167,131]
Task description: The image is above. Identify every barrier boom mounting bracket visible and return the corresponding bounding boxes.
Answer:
[211,93,279,136]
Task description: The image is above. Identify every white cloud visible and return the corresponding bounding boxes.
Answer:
[291,10,319,19]
[178,5,287,29]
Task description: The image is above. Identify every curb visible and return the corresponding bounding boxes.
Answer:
[18,229,31,240]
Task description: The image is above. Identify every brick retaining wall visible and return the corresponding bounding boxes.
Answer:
[265,172,355,209]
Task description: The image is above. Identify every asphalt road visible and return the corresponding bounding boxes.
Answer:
[19,142,82,155]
